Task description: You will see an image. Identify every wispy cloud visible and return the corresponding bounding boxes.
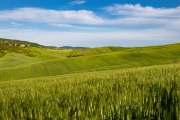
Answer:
[0,8,102,25]
[0,28,179,47]
[0,4,180,47]
[103,4,180,18]
[60,0,86,9]
[1,5,180,27]
[52,23,103,30]
[11,22,23,27]
[102,4,180,28]
[70,0,86,6]
[52,23,75,28]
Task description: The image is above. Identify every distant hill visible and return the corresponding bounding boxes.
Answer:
[0,38,44,47]
[0,38,42,57]
[59,46,89,49]
[67,46,125,57]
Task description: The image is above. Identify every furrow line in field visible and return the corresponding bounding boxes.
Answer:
[70,61,81,71]
[20,68,24,79]
[42,63,49,76]
[60,61,71,72]
[31,64,36,77]
[52,62,62,74]
[6,70,11,81]
[39,64,46,76]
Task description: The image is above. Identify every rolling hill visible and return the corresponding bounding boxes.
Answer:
[0,38,180,119]
[0,39,180,81]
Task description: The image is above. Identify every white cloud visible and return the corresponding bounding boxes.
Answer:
[103,4,180,17]
[60,0,86,9]
[11,22,23,27]
[70,0,86,5]
[0,5,180,28]
[0,8,103,25]
[52,23,103,30]
[102,4,180,29]
[0,5,180,46]
[0,28,179,47]
[52,23,75,27]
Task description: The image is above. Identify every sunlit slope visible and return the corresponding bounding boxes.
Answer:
[0,48,70,68]
[67,47,112,57]
[0,53,40,68]
[29,47,70,60]
[0,43,180,81]
[0,64,179,119]
[68,43,180,57]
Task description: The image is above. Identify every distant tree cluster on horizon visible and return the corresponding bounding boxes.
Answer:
[0,38,39,57]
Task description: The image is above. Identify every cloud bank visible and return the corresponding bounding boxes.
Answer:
[104,4,180,17]
[0,4,180,47]
[0,8,102,25]
[0,4,180,27]
[0,28,179,47]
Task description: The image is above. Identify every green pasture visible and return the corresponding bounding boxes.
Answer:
[0,43,180,81]
[0,64,179,119]
[0,48,70,68]
[29,47,70,60]
[0,39,180,119]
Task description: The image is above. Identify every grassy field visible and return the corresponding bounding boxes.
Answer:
[0,40,180,119]
[0,43,180,81]
[0,64,179,119]
[0,48,70,69]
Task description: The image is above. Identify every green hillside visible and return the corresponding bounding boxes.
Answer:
[0,64,179,119]
[68,43,180,57]
[0,39,180,119]
[0,49,70,68]
[67,47,112,57]
[0,41,180,81]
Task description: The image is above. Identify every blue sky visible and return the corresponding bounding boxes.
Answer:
[0,0,180,47]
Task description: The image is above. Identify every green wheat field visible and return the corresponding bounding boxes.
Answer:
[0,38,180,119]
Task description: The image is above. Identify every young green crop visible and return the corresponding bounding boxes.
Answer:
[0,64,179,119]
